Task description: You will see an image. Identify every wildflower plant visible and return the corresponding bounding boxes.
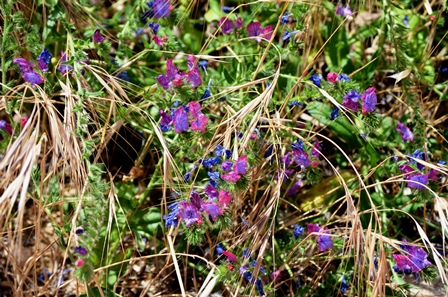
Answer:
[1,0,448,296]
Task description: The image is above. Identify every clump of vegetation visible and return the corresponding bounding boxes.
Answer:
[1,0,447,296]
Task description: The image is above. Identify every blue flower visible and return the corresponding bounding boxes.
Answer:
[294,224,305,239]
[243,248,251,258]
[403,15,409,27]
[340,275,348,293]
[216,243,225,255]
[207,171,220,180]
[280,13,292,24]
[116,70,130,82]
[330,107,340,120]
[255,278,265,296]
[203,157,220,167]
[37,48,52,72]
[148,22,160,34]
[264,144,273,158]
[338,73,350,81]
[201,80,212,101]
[438,160,446,165]
[291,138,304,151]
[282,30,298,42]
[198,60,208,75]
[288,101,303,107]
[184,171,192,182]
[142,0,171,20]
[163,201,182,227]
[221,6,234,13]
[309,74,322,87]
[75,228,84,235]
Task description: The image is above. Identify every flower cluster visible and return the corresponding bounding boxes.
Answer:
[157,55,202,90]
[13,48,52,86]
[392,239,432,275]
[398,149,441,190]
[341,87,377,115]
[159,101,209,133]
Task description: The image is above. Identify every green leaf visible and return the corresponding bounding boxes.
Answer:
[204,0,223,22]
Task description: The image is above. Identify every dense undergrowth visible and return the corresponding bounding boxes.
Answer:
[1,0,448,296]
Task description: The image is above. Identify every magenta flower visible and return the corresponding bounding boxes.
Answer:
[222,171,241,182]
[311,141,322,158]
[234,155,248,175]
[399,164,414,175]
[222,251,237,263]
[186,69,202,88]
[205,184,219,199]
[159,110,173,132]
[247,22,273,42]
[202,202,223,220]
[92,29,105,43]
[336,5,353,17]
[188,101,202,119]
[287,180,304,196]
[219,190,232,208]
[219,17,233,34]
[361,87,377,114]
[392,241,432,273]
[173,106,189,133]
[271,270,281,281]
[190,114,208,132]
[190,191,204,211]
[178,201,202,227]
[396,122,414,142]
[157,59,184,90]
[327,72,338,83]
[235,17,243,29]
[0,119,12,135]
[307,223,334,252]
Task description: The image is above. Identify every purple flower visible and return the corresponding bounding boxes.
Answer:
[361,87,377,114]
[271,270,281,281]
[190,191,204,211]
[186,69,202,88]
[235,17,243,29]
[293,150,311,169]
[291,138,304,151]
[222,171,241,182]
[221,160,233,172]
[0,120,12,135]
[218,190,232,208]
[330,107,340,120]
[342,99,359,112]
[184,171,192,182]
[219,17,234,34]
[392,241,432,273]
[92,29,105,43]
[234,155,248,175]
[407,174,428,190]
[344,90,361,102]
[159,110,173,132]
[178,201,202,227]
[75,228,84,235]
[294,224,305,239]
[203,202,223,220]
[311,141,322,158]
[399,164,414,175]
[205,184,219,199]
[188,101,202,119]
[247,22,273,42]
[281,152,293,166]
[13,58,35,72]
[306,223,334,252]
[74,246,88,256]
[37,48,52,72]
[142,0,171,19]
[173,106,189,133]
[148,22,160,34]
[409,149,426,170]
[309,74,322,87]
[238,264,249,274]
[23,70,44,86]
[336,5,353,17]
[163,200,182,227]
[396,122,414,142]
[287,180,303,196]
[255,278,265,296]
[157,59,183,90]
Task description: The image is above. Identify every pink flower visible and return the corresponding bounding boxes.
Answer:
[222,171,241,182]
[178,201,202,227]
[222,251,237,263]
[218,190,232,208]
[75,259,85,267]
[247,22,273,42]
[327,72,338,83]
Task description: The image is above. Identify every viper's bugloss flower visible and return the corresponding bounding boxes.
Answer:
[255,278,265,296]
[148,22,160,34]
[307,223,334,252]
[0,120,12,135]
[179,201,202,227]
[408,149,426,170]
[239,264,249,274]
[247,22,273,42]
[293,150,311,170]
[159,110,173,132]
[342,90,359,111]
[205,184,219,199]
[215,145,227,157]
[282,30,298,42]
[152,35,168,46]
[221,6,233,13]
[207,171,220,180]
[157,59,183,90]
[235,17,243,29]
[218,190,232,208]
[93,29,105,43]
[340,275,348,292]
[74,246,87,256]
[281,152,293,167]
[271,270,281,281]
[361,87,377,114]
[219,17,234,34]
[309,74,322,87]
[188,101,203,118]
[216,243,225,255]
[116,70,130,82]
[222,251,237,263]
[311,141,322,158]
[330,107,340,120]
[291,138,304,152]
[58,52,73,75]
[190,191,204,211]
[336,5,353,17]
[222,171,241,182]
[392,240,432,273]
[173,106,189,133]
[234,155,248,175]
[243,271,253,282]
[221,160,233,172]
[396,122,414,142]
[243,249,251,258]
[37,48,52,72]
[287,180,304,196]
[198,60,208,75]
[187,69,202,88]
[184,171,192,182]
[203,202,223,220]
[203,157,220,167]
[407,174,428,190]
[75,259,85,267]
[327,72,338,83]
[399,164,414,175]
[280,13,291,24]
[75,228,84,235]
[23,70,44,86]
[13,58,35,72]
[294,224,305,239]
[201,80,212,101]
[163,201,182,227]
[142,0,172,19]
[338,73,350,81]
